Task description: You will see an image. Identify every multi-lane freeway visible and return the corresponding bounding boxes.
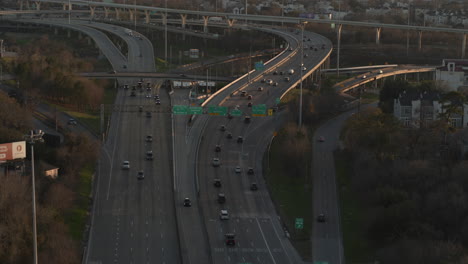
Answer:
[11,13,338,264]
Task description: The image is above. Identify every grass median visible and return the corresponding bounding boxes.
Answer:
[264,130,313,261]
[65,163,94,241]
[334,150,375,262]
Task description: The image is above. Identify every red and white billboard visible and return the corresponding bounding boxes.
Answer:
[0,141,26,162]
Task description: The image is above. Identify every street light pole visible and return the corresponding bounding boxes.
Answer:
[134,0,137,30]
[165,0,168,65]
[24,130,44,264]
[298,21,307,128]
[68,0,71,24]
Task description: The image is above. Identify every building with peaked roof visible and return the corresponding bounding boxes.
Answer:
[393,90,468,129]
[436,59,468,92]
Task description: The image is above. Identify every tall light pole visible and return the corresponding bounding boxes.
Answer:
[165,0,168,65]
[68,0,71,24]
[298,21,307,128]
[134,0,137,30]
[24,129,44,264]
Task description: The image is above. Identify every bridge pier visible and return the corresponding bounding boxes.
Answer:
[104,7,109,19]
[144,10,150,24]
[462,34,467,58]
[115,8,121,20]
[54,27,58,35]
[162,13,167,25]
[78,32,82,39]
[375,27,381,45]
[180,14,187,29]
[129,9,134,21]
[62,3,67,10]
[90,6,95,19]
[19,0,23,10]
[87,37,92,45]
[203,16,209,33]
[418,30,423,51]
[34,1,40,10]
[336,24,343,76]
[67,29,71,38]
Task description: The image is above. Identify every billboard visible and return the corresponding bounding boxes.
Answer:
[0,141,26,162]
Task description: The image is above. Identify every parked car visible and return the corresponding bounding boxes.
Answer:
[225,233,235,246]
[218,193,226,203]
[146,151,154,160]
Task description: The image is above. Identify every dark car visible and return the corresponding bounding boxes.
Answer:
[225,233,235,246]
[227,113,233,119]
[241,91,247,97]
[130,91,136,97]
[137,170,145,180]
[146,111,152,118]
[124,84,129,89]
[146,135,153,142]
[220,125,226,132]
[215,145,221,152]
[247,102,252,107]
[67,118,77,125]
[146,151,154,160]
[317,213,326,222]
[273,70,278,75]
[250,183,258,191]
[237,136,243,143]
[244,116,251,123]
[247,168,254,175]
[227,133,233,139]
[217,193,226,204]
[139,106,143,112]
[247,95,252,100]
[183,198,191,207]
[214,179,221,187]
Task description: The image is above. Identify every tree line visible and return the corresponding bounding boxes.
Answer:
[341,79,468,263]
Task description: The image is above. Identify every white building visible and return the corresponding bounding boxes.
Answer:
[436,59,468,92]
[394,90,468,128]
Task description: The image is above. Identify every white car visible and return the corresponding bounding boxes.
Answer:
[235,166,241,173]
[122,161,130,170]
[220,210,229,220]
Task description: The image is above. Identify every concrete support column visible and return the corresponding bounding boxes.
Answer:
[34,1,40,10]
[129,9,134,21]
[67,29,71,38]
[180,14,187,29]
[54,28,58,35]
[104,7,109,19]
[462,34,467,59]
[78,32,82,39]
[227,19,235,27]
[90,6,95,18]
[144,10,150,24]
[336,24,343,76]
[418,31,423,51]
[162,13,167,25]
[203,16,209,33]
[63,3,67,10]
[87,37,92,45]
[375,27,381,45]
[19,0,23,10]
[115,8,120,20]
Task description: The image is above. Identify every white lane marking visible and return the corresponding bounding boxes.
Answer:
[270,218,293,263]
[105,104,123,200]
[255,218,277,264]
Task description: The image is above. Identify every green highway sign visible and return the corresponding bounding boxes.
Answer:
[295,218,304,229]
[208,105,228,116]
[252,104,267,116]
[255,61,265,71]
[173,105,188,115]
[188,106,203,115]
[230,109,242,117]
[275,98,281,105]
